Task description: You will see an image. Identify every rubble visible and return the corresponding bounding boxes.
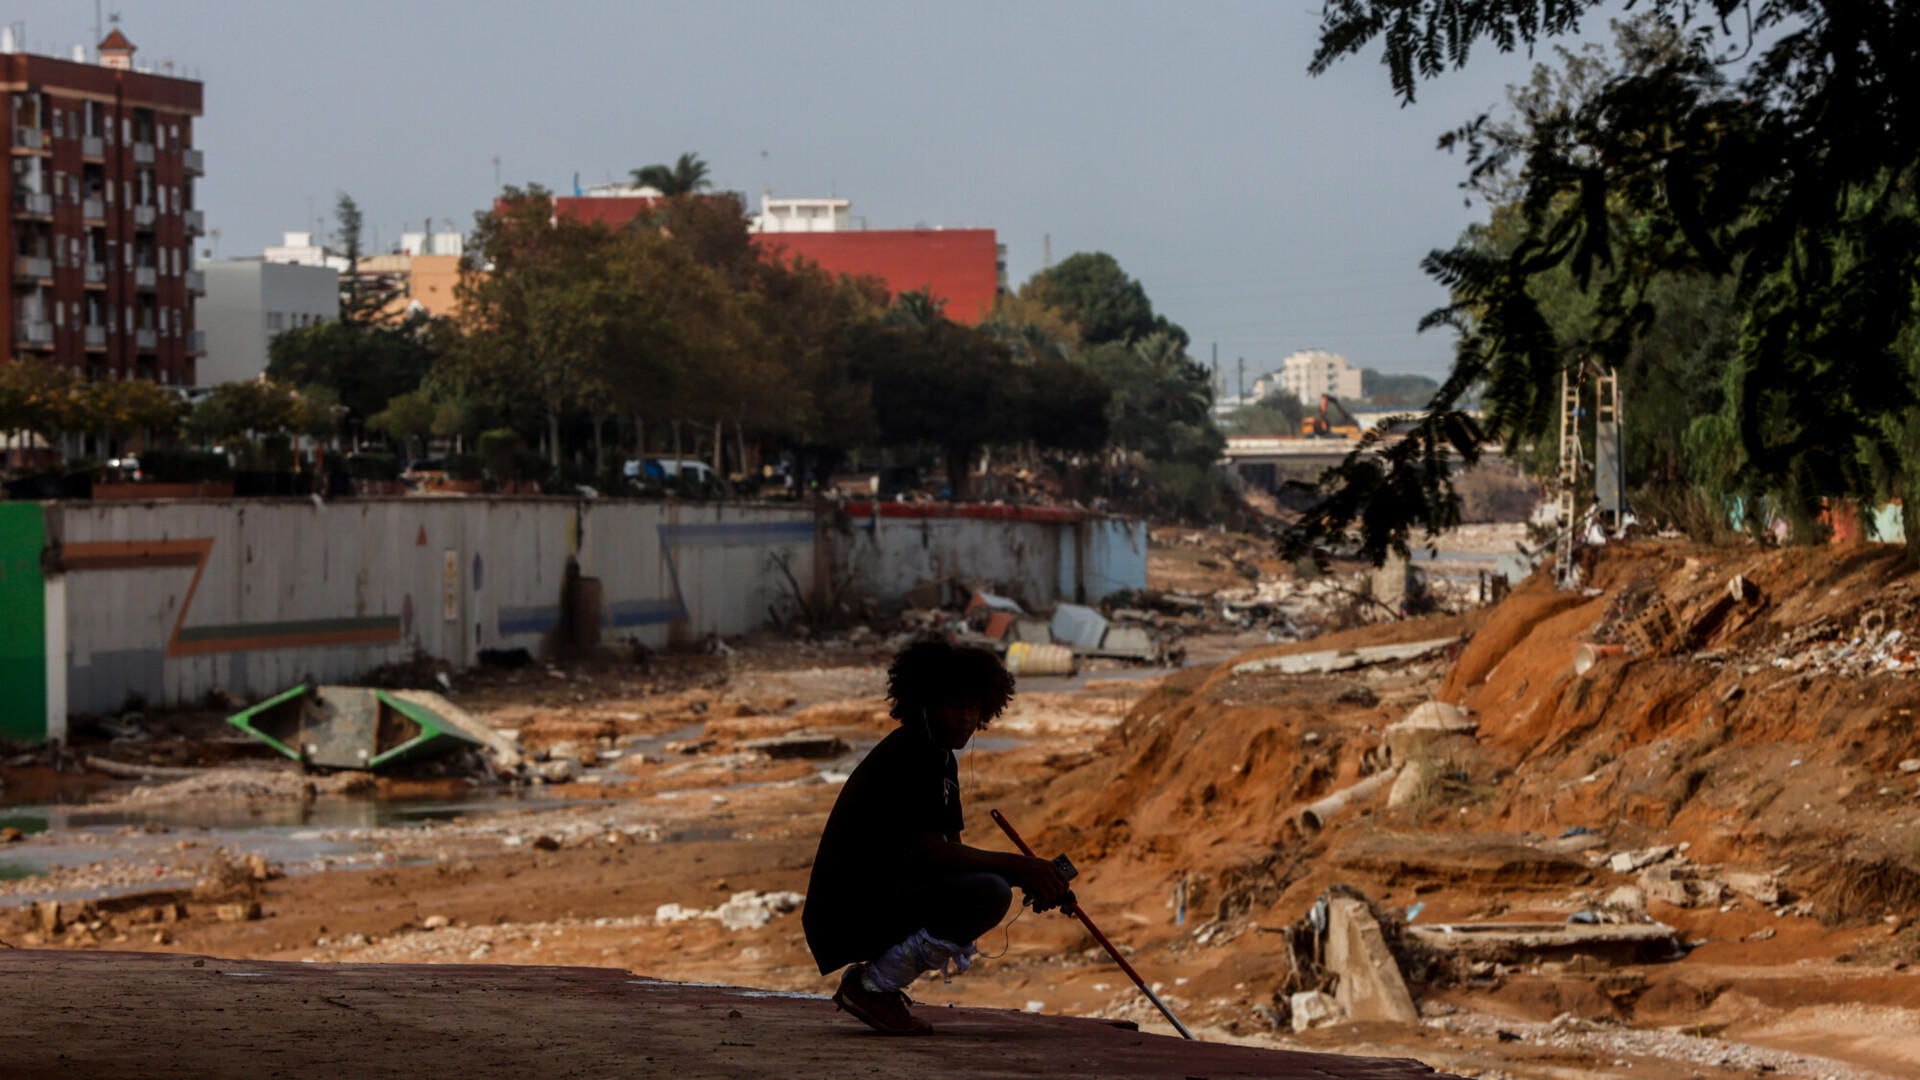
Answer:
[655,891,806,932]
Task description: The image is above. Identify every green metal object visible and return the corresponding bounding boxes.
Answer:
[226,685,480,771]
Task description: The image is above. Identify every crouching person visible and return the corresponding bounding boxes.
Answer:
[803,639,1069,1035]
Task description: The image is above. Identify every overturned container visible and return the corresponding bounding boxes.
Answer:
[227,685,481,771]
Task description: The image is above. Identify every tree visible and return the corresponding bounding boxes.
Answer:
[332,192,403,323]
[185,380,301,444]
[451,187,627,466]
[368,387,435,457]
[1086,331,1224,467]
[1359,369,1440,407]
[631,152,712,196]
[1027,253,1159,346]
[1222,393,1308,436]
[267,311,441,427]
[1291,2,1920,560]
[74,378,184,452]
[866,316,1021,496]
[0,359,79,455]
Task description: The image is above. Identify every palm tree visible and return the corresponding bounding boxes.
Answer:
[630,153,712,196]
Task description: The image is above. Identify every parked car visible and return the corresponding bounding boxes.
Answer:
[625,458,720,489]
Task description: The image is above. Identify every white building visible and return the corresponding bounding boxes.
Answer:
[751,193,851,233]
[263,232,350,272]
[194,261,340,387]
[1278,350,1362,405]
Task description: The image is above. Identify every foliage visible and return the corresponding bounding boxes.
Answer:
[865,316,1021,495]
[1292,2,1920,559]
[1086,332,1223,467]
[1222,393,1308,436]
[368,388,436,453]
[0,359,80,442]
[344,453,399,481]
[1359,369,1440,406]
[444,452,484,481]
[185,380,303,443]
[631,153,712,197]
[74,378,184,442]
[1027,252,1186,347]
[266,310,442,425]
[137,449,230,483]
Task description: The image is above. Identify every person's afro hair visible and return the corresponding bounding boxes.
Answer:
[886,637,1016,725]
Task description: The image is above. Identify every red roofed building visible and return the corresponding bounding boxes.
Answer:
[548,189,1005,324]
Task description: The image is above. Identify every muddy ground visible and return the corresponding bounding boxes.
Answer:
[6,535,1920,1080]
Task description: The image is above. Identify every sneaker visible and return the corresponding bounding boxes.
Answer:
[833,963,933,1036]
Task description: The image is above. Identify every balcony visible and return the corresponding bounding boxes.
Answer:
[132,142,156,164]
[12,255,53,280]
[84,261,107,286]
[12,126,47,151]
[133,204,156,228]
[14,321,55,347]
[85,325,106,350]
[186,329,206,353]
[135,327,158,350]
[135,266,157,289]
[182,147,203,175]
[182,208,205,235]
[11,190,53,217]
[82,134,104,159]
[83,197,104,221]
[185,268,205,294]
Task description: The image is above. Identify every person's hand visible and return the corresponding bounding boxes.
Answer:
[1017,855,1071,910]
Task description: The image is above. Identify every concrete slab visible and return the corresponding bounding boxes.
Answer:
[1407,921,1679,966]
[1231,637,1460,677]
[1326,898,1420,1025]
[0,950,1452,1080]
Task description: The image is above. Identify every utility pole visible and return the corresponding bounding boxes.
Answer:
[1211,342,1218,400]
[1237,357,1246,405]
[1042,233,1052,271]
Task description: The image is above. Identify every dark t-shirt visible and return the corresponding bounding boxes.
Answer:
[802,722,963,973]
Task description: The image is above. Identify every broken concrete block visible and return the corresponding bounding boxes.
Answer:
[1900,758,1920,774]
[1325,898,1419,1025]
[1387,763,1426,809]
[1290,990,1343,1032]
[1605,885,1647,913]
[34,900,62,934]
[214,902,261,923]
[423,915,451,930]
[1721,871,1781,905]
[536,757,581,783]
[738,734,851,760]
[1099,625,1157,659]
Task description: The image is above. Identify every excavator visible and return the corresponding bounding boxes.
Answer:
[1300,394,1362,438]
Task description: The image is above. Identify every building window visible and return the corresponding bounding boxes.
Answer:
[267,312,284,331]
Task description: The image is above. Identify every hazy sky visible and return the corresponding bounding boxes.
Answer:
[8,1,1588,383]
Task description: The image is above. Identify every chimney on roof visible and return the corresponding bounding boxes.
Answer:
[98,28,134,70]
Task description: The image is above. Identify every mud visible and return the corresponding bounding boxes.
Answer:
[7,537,1920,1079]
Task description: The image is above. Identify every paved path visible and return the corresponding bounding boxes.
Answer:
[1,950,1449,1079]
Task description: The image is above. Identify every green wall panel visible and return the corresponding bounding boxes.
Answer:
[0,503,47,741]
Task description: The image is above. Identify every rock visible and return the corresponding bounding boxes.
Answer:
[1290,990,1343,1032]
[422,915,451,930]
[244,854,275,881]
[34,900,63,934]
[536,758,581,783]
[1899,759,1920,774]
[531,835,560,852]
[0,826,22,842]
[214,902,261,923]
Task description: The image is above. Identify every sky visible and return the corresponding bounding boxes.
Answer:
[6,1,1596,385]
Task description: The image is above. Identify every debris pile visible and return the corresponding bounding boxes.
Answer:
[655,890,806,932]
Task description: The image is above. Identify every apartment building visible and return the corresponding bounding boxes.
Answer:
[1278,349,1363,405]
[196,259,339,386]
[3,30,205,384]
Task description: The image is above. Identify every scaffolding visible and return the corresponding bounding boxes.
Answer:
[1555,362,1626,590]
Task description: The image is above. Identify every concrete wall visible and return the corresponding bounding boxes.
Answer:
[43,498,815,719]
[0,498,1146,735]
[828,503,1147,612]
[196,260,339,386]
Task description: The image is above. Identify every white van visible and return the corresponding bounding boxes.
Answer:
[625,458,720,486]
